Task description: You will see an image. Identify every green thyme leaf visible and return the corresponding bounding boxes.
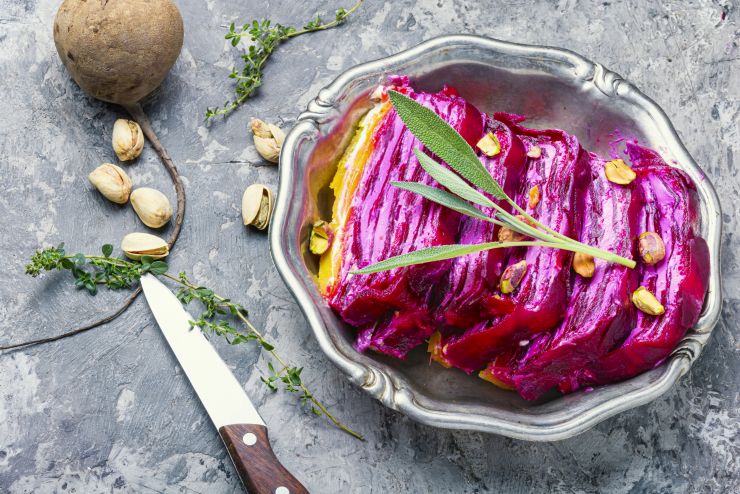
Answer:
[391,182,496,224]
[207,1,364,119]
[412,149,496,208]
[387,90,505,198]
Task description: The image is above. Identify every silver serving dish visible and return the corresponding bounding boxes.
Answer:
[270,35,722,441]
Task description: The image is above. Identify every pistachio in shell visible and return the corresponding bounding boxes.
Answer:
[88,163,132,204]
[242,184,274,230]
[130,187,173,228]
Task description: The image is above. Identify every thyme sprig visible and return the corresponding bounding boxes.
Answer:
[25,244,364,441]
[353,91,637,274]
[206,0,364,120]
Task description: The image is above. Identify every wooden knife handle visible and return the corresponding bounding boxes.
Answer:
[219,424,309,494]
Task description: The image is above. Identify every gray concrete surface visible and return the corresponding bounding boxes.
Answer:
[1,0,738,492]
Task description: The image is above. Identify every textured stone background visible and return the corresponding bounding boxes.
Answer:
[0,0,738,492]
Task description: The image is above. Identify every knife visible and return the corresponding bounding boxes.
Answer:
[140,274,309,494]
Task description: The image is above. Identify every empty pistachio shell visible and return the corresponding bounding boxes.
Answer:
[476,132,501,156]
[112,119,145,161]
[631,286,665,315]
[121,232,169,260]
[130,187,172,228]
[573,252,595,278]
[242,183,274,230]
[528,185,540,209]
[309,220,332,255]
[250,118,285,163]
[605,159,636,185]
[526,146,542,159]
[638,232,666,265]
[500,260,528,294]
[88,163,132,204]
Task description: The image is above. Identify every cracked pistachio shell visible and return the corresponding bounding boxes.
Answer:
[88,163,132,204]
[250,118,285,163]
[631,286,665,316]
[130,187,172,228]
[121,232,169,260]
[112,119,145,161]
[242,183,274,230]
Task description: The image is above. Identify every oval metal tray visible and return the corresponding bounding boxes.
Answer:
[269,35,723,441]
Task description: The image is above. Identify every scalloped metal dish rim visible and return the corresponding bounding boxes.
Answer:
[269,35,723,441]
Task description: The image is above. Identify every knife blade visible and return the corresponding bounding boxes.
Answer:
[140,274,308,494]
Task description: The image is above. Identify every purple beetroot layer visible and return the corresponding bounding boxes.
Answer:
[324,80,710,400]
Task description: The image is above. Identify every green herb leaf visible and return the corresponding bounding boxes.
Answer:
[207,1,365,119]
[102,244,113,257]
[413,149,496,208]
[352,241,553,275]
[391,182,496,224]
[149,261,168,275]
[387,90,505,198]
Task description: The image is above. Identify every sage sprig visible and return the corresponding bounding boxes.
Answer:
[25,244,364,441]
[353,90,636,275]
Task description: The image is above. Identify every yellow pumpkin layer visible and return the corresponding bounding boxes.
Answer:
[318,101,390,294]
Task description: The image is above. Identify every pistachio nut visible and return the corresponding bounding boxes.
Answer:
[526,145,542,159]
[121,232,169,260]
[638,231,666,265]
[112,118,144,161]
[130,187,172,228]
[476,132,501,157]
[573,252,595,278]
[604,159,636,185]
[309,220,332,255]
[498,225,526,243]
[528,185,540,209]
[631,286,665,316]
[250,118,285,163]
[497,215,534,242]
[242,183,274,230]
[88,163,132,204]
[500,260,527,294]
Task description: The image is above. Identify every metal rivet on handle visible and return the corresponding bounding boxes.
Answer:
[242,432,257,446]
[275,487,289,494]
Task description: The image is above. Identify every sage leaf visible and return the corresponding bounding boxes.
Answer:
[352,241,553,275]
[391,182,496,224]
[413,149,495,208]
[388,90,505,199]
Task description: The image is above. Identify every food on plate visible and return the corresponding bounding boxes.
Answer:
[317,77,709,400]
